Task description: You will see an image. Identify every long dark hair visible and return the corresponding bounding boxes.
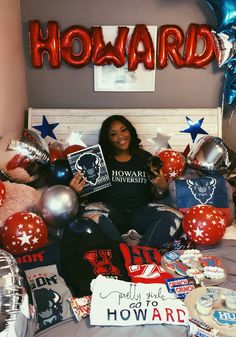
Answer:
[99,115,142,160]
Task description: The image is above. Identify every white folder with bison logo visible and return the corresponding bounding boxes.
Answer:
[67,144,111,197]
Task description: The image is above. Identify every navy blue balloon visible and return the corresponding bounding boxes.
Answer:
[46,159,73,186]
[67,217,99,235]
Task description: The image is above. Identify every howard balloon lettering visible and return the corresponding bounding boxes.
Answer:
[29,21,215,70]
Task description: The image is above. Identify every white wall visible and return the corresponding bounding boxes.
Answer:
[0,0,27,136]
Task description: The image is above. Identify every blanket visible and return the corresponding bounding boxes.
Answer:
[35,239,236,337]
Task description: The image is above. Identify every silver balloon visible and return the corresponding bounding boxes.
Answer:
[0,249,25,333]
[0,128,49,184]
[38,185,79,228]
[187,135,236,174]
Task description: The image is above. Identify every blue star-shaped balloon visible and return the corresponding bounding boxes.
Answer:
[180,117,208,142]
[33,115,59,139]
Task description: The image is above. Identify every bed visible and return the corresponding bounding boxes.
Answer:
[23,107,236,337]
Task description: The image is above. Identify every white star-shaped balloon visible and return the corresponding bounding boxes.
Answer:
[65,131,87,147]
[148,129,172,152]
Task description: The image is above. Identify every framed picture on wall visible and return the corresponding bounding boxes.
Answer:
[94,25,157,92]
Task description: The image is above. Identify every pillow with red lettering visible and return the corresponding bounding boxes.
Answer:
[61,230,130,298]
[16,241,62,273]
[25,264,73,331]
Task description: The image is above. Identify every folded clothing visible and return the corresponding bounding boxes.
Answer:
[62,230,130,297]
[25,264,73,332]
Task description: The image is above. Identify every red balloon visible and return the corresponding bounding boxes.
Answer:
[63,144,86,157]
[183,205,226,245]
[128,24,155,71]
[49,147,65,162]
[184,24,215,68]
[1,212,48,255]
[91,26,128,67]
[48,142,66,162]
[156,149,185,181]
[29,20,61,68]
[61,26,92,68]
[0,180,5,206]
[157,25,185,69]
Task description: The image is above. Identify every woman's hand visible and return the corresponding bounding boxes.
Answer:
[69,172,86,194]
[150,169,168,191]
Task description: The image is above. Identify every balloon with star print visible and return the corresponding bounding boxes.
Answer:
[0,211,48,255]
[182,205,226,245]
[0,180,5,206]
[156,149,186,181]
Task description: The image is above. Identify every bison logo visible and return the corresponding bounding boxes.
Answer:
[75,153,101,185]
[186,177,217,204]
[34,288,63,329]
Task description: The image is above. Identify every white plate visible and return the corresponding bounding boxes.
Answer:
[161,250,227,286]
[185,286,236,337]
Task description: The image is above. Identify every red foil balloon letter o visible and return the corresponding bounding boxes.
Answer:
[61,26,92,68]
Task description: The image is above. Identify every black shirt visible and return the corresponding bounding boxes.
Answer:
[89,150,153,209]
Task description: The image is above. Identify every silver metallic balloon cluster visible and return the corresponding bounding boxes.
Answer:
[0,249,24,333]
[187,135,236,175]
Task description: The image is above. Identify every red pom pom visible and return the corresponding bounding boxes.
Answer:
[1,212,48,255]
[183,205,226,245]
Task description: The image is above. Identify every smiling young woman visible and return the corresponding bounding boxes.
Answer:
[69,115,183,248]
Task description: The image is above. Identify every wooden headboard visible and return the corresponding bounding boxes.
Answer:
[28,107,222,154]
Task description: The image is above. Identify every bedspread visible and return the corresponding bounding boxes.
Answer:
[34,239,236,337]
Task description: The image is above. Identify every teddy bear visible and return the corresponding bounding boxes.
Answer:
[0,180,41,228]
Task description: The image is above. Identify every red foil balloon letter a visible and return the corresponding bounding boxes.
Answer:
[92,26,129,67]
[29,20,60,68]
[128,24,155,71]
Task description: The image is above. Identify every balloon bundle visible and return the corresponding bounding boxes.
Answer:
[206,0,236,106]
